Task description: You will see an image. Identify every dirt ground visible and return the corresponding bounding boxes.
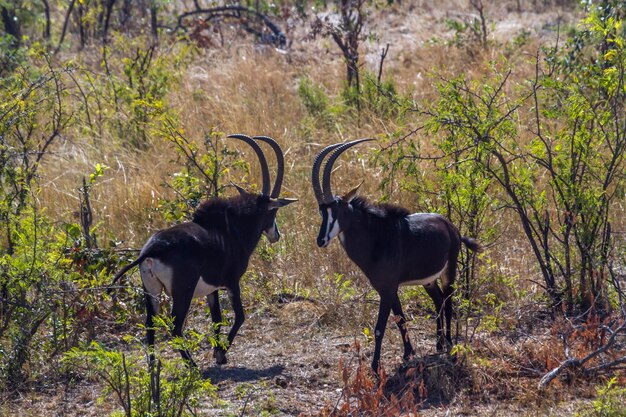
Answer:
[3,296,594,417]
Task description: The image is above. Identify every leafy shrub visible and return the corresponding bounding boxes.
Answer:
[0,206,107,387]
[155,124,248,222]
[298,76,330,118]
[297,76,339,132]
[0,47,89,388]
[0,34,25,76]
[64,341,215,417]
[342,72,414,120]
[590,377,626,417]
[379,7,626,314]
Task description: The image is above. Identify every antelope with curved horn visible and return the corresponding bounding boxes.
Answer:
[312,139,482,373]
[109,134,297,367]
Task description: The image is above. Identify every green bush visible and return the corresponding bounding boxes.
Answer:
[155,124,248,222]
[588,377,626,417]
[379,6,626,314]
[64,341,215,417]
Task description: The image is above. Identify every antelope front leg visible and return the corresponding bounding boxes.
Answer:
[225,286,245,358]
[371,294,393,375]
[207,291,227,365]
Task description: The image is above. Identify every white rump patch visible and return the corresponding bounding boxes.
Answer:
[140,258,221,299]
[140,258,173,296]
[400,262,448,287]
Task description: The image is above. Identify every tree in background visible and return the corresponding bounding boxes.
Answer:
[382,2,626,316]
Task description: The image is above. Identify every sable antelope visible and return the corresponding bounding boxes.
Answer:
[109,134,296,367]
[311,139,482,373]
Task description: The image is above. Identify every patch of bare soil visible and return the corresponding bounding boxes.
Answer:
[2,299,355,416]
[3,297,597,417]
[199,301,349,416]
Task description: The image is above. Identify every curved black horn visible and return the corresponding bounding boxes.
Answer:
[227,134,270,196]
[322,138,375,203]
[311,143,344,204]
[253,136,283,198]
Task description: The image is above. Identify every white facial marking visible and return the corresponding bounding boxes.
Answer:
[264,222,279,242]
[326,207,341,242]
[400,262,448,287]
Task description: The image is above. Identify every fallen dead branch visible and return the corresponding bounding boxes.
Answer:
[538,318,626,389]
[175,6,287,48]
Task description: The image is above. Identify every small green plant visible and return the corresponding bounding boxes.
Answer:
[297,76,344,133]
[590,377,626,416]
[445,0,488,51]
[333,273,357,301]
[155,124,246,222]
[298,76,330,118]
[342,71,413,120]
[64,341,215,417]
[65,164,111,254]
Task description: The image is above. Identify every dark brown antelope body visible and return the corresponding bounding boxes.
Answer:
[312,139,481,373]
[110,134,296,367]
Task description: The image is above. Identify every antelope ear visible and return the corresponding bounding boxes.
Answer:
[341,182,363,203]
[268,197,298,210]
[231,182,251,195]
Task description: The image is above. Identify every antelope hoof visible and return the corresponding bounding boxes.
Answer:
[371,362,381,379]
[436,340,446,353]
[214,348,227,365]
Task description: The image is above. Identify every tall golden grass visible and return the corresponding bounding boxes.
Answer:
[34,1,591,311]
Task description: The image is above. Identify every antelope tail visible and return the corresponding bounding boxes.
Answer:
[107,255,146,294]
[461,236,483,253]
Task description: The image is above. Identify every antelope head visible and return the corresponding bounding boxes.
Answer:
[227,134,297,243]
[311,139,374,248]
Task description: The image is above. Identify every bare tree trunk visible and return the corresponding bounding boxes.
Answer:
[470,0,488,48]
[77,3,86,48]
[55,0,76,54]
[102,0,117,43]
[41,0,51,40]
[120,0,132,27]
[150,0,158,41]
